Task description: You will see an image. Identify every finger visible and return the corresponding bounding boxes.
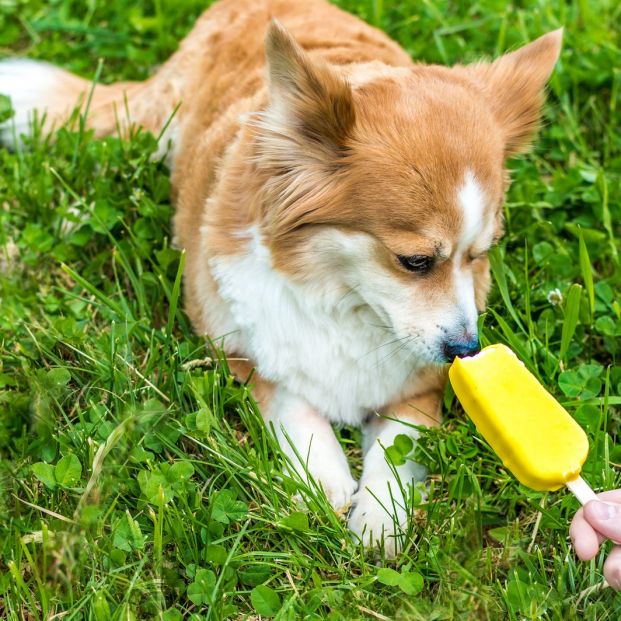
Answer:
[570,507,603,560]
[574,508,606,546]
[583,501,621,543]
[596,490,621,505]
[603,546,621,590]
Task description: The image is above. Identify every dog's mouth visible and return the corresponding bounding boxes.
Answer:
[352,293,481,367]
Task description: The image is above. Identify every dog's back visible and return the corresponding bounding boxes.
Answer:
[0,0,412,277]
[0,0,408,171]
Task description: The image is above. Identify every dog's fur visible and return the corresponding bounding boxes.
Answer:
[0,0,562,554]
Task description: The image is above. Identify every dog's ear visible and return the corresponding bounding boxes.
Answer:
[466,29,563,157]
[261,19,355,156]
[251,20,355,240]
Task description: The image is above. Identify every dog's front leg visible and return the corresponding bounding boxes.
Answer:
[228,361,356,511]
[265,387,357,513]
[348,389,442,556]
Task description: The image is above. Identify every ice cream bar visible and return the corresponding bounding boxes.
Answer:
[449,344,596,504]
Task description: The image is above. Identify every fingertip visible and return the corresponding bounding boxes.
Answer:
[584,500,619,521]
[596,490,621,505]
[570,510,601,561]
[604,547,621,591]
[583,500,621,543]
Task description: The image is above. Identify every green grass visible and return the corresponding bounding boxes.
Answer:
[1,0,621,619]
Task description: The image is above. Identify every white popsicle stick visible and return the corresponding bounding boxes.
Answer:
[566,475,598,505]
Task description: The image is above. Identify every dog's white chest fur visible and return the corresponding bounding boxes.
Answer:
[210,228,417,425]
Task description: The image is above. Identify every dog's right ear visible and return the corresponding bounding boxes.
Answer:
[252,21,355,249]
[262,19,355,154]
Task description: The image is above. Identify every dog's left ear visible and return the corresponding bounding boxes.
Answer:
[466,29,563,157]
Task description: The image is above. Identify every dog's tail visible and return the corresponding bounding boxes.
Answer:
[0,57,181,157]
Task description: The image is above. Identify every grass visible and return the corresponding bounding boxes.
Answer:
[1,0,620,618]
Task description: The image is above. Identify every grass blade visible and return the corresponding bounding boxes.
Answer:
[488,246,525,333]
[559,284,582,362]
[577,228,594,323]
[166,250,186,337]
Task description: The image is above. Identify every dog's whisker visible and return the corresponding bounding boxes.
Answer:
[374,334,423,368]
[377,339,413,368]
[359,334,412,360]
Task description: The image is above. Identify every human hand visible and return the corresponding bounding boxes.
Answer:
[569,490,621,589]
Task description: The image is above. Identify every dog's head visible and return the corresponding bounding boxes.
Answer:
[252,21,562,365]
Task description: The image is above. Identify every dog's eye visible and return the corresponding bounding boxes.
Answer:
[397,254,434,273]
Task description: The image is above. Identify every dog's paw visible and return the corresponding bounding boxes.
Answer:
[287,455,357,514]
[318,469,358,514]
[294,460,357,513]
[348,479,408,557]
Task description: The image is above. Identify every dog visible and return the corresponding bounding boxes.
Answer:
[0,0,561,555]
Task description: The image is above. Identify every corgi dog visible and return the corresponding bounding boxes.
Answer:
[0,0,562,554]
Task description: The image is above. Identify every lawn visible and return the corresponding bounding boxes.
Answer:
[1,0,620,619]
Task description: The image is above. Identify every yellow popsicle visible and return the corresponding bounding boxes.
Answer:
[449,344,594,501]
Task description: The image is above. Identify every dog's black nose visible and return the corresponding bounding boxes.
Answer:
[443,337,480,361]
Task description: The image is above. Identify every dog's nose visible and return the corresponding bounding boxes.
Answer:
[443,336,480,361]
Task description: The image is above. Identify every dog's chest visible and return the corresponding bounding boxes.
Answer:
[210,237,417,425]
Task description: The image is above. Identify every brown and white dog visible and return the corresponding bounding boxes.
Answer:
[0,0,561,554]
